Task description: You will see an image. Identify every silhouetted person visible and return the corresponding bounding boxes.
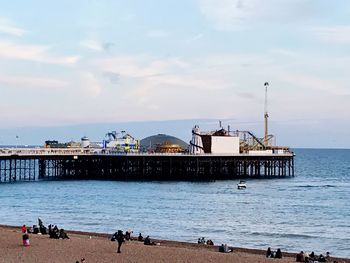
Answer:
[206,239,214,245]
[115,230,125,253]
[33,225,39,234]
[275,248,282,259]
[318,254,326,262]
[125,230,132,241]
[59,229,70,239]
[296,251,304,262]
[310,252,315,260]
[138,233,143,242]
[144,236,156,245]
[266,247,273,258]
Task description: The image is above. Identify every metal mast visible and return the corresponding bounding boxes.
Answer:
[264,82,269,146]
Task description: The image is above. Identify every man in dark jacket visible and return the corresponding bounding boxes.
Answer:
[115,230,125,253]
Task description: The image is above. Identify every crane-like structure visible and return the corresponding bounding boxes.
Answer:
[264,82,269,146]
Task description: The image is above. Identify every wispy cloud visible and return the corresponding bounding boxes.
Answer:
[0,74,69,89]
[80,72,103,97]
[197,0,321,31]
[312,26,350,44]
[80,40,103,51]
[0,18,25,36]
[185,33,204,43]
[81,40,116,52]
[146,30,170,38]
[0,41,79,65]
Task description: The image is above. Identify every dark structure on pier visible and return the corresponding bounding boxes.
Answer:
[0,153,294,183]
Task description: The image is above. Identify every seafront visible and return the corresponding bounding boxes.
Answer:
[1,225,348,263]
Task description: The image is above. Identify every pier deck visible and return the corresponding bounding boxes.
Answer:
[0,148,294,183]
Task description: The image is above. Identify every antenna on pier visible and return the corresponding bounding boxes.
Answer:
[264,82,269,146]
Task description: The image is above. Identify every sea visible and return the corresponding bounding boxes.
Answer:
[0,148,349,257]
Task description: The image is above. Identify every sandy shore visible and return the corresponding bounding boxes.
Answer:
[0,225,348,263]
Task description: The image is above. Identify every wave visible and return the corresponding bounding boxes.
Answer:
[296,184,336,188]
[250,231,319,240]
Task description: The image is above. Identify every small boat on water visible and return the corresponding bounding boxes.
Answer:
[237,180,247,189]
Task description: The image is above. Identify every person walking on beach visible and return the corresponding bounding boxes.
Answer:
[115,230,125,253]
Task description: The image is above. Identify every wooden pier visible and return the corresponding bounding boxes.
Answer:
[0,149,294,183]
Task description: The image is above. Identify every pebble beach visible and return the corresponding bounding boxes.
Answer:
[1,225,349,263]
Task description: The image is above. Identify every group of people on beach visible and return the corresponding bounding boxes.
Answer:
[296,251,332,262]
[266,247,283,258]
[111,230,158,253]
[20,218,70,247]
[197,237,214,246]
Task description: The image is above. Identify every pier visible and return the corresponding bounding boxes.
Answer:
[0,148,294,183]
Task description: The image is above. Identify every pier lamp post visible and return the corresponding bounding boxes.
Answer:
[15,135,19,148]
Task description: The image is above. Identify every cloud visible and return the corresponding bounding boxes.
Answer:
[81,40,115,52]
[312,26,350,44]
[80,72,103,97]
[0,74,69,89]
[0,18,25,36]
[0,41,79,65]
[185,33,204,43]
[146,30,170,38]
[80,40,103,51]
[197,0,317,31]
[103,71,120,84]
[102,42,115,51]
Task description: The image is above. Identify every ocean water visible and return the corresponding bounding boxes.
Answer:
[0,149,349,257]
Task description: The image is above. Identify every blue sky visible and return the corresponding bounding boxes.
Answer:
[0,0,349,148]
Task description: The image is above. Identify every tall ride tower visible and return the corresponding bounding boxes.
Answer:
[264,82,269,146]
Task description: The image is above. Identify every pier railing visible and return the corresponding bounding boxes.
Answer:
[0,148,293,157]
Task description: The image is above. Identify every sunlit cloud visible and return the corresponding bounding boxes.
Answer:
[0,41,79,65]
[0,17,25,36]
[0,74,69,89]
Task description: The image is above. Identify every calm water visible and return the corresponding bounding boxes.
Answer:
[0,149,349,257]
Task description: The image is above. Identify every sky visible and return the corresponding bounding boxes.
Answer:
[0,0,349,148]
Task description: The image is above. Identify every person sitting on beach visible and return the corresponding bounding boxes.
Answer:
[138,233,143,242]
[296,251,305,262]
[206,239,214,246]
[33,225,39,234]
[49,226,59,239]
[325,252,331,261]
[309,252,315,261]
[22,233,30,247]
[38,218,47,235]
[266,247,273,258]
[304,252,310,263]
[125,230,132,241]
[198,238,201,244]
[219,244,225,253]
[223,244,232,253]
[318,254,326,262]
[144,236,156,246]
[275,248,282,259]
[111,232,117,241]
[59,229,70,239]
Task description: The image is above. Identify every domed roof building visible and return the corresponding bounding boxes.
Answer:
[140,134,189,153]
